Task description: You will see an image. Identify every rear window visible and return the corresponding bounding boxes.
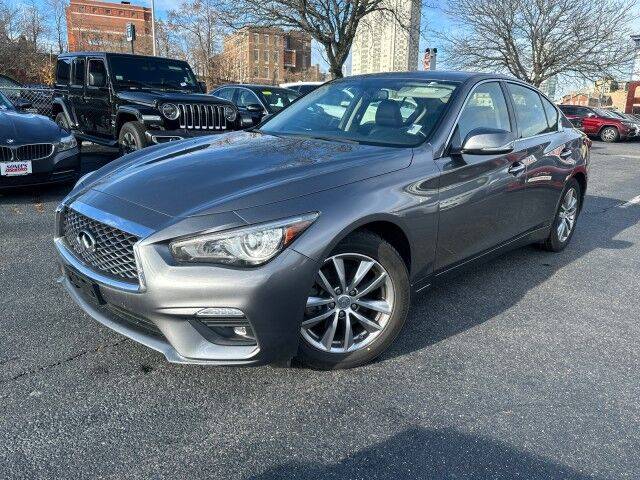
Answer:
[507,83,551,137]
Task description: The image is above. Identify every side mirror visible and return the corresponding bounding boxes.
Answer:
[245,103,264,113]
[586,112,596,118]
[456,128,515,155]
[198,81,207,93]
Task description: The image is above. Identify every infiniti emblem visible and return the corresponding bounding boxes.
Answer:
[77,229,97,253]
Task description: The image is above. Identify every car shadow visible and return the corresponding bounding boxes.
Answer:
[381,193,638,362]
[248,426,604,479]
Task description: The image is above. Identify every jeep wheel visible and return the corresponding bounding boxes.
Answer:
[119,121,149,154]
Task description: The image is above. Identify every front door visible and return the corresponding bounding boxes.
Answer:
[434,81,527,271]
[68,57,86,128]
[84,58,112,138]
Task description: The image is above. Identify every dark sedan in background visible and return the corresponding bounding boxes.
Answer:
[211,84,299,126]
[54,72,589,369]
[0,91,79,188]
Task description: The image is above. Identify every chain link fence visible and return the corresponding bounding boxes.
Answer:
[0,86,54,118]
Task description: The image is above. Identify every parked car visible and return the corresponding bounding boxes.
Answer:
[54,72,589,369]
[280,81,323,96]
[211,84,299,127]
[0,91,79,188]
[558,104,638,142]
[52,52,241,152]
[0,74,53,117]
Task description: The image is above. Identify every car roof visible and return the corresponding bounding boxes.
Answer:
[216,84,298,93]
[343,70,512,83]
[58,52,189,63]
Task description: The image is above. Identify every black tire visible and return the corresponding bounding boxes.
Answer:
[118,121,149,154]
[540,178,581,252]
[296,231,410,370]
[600,126,619,143]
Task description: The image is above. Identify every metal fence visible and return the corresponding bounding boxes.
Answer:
[0,86,54,118]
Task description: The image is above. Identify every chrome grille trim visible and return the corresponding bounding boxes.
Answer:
[178,103,227,130]
[16,143,54,161]
[0,146,11,161]
[62,208,140,282]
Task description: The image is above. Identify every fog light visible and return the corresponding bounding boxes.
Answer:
[234,326,248,337]
[196,307,244,318]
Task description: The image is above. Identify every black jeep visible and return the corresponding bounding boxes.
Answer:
[52,52,240,152]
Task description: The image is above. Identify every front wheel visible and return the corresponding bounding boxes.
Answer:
[118,121,149,154]
[540,178,581,252]
[600,126,619,143]
[296,231,410,370]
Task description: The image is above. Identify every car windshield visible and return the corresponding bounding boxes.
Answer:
[259,88,299,112]
[260,77,458,147]
[108,56,199,91]
[0,92,13,110]
[593,108,620,119]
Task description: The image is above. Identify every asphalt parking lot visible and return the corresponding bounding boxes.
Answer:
[1,141,639,479]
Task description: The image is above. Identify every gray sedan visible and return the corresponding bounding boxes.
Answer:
[54,72,589,369]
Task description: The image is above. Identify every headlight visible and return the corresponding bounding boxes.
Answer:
[224,105,237,122]
[170,213,318,266]
[57,134,77,152]
[161,103,180,120]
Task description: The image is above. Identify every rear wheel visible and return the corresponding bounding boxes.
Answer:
[118,121,149,154]
[540,178,581,252]
[297,231,410,370]
[600,126,619,143]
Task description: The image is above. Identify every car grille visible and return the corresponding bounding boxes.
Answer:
[17,143,54,161]
[178,104,227,130]
[62,208,140,282]
[0,143,53,161]
[0,146,11,161]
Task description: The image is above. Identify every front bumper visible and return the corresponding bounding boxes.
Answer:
[54,204,319,365]
[0,147,79,188]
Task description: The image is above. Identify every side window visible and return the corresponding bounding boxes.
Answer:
[560,105,575,115]
[56,59,71,85]
[541,96,558,131]
[87,59,107,87]
[237,89,261,109]
[507,83,550,137]
[215,88,233,101]
[457,82,511,141]
[576,107,592,117]
[72,58,85,86]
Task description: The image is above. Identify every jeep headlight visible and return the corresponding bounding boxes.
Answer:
[224,105,237,122]
[57,134,77,152]
[161,103,180,120]
[170,213,318,266]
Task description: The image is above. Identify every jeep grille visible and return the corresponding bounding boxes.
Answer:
[178,104,227,130]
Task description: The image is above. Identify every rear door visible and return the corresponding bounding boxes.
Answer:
[84,58,112,138]
[68,57,86,128]
[508,85,582,229]
[434,81,526,270]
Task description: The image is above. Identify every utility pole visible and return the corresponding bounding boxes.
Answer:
[151,0,157,56]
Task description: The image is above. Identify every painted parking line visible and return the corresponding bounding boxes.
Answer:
[619,194,640,208]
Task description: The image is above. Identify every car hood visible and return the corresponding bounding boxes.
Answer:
[0,110,66,144]
[87,131,412,218]
[116,90,234,107]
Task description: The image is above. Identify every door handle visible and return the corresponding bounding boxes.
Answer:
[508,162,526,175]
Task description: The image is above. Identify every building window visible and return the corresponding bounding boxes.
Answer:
[263,50,269,62]
[253,66,259,77]
[253,49,259,62]
[254,33,259,44]
[264,34,269,45]
[264,66,269,78]
[273,51,278,63]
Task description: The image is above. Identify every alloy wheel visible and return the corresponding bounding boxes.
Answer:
[557,188,578,242]
[301,253,395,353]
[121,131,138,153]
[601,128,617,142]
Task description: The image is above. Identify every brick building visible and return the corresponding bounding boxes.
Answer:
[216,27,323,85]
[66,0,153,55]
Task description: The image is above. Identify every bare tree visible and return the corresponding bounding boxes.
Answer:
[440,0,638,86]
[20,0,48,50]
[225,0,402,78]
[168,0,223,86]
[47,0,68,53]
